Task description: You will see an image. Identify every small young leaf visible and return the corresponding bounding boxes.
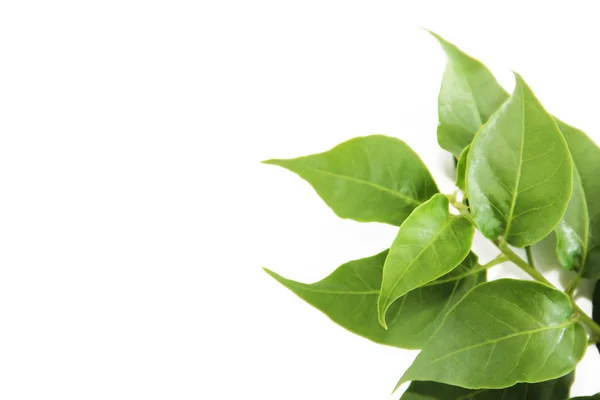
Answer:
[399,279,587,389]
[264,251,484,349]
[378,194,474,328]
[556,168,588,270]
[558,120,600,279]
[400,373,574,400]
[455,144,470,191]
[466,74,572,247]
[263,135,438,226]
[429,31,508,158]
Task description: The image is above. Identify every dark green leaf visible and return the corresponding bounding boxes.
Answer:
[399,279,587,389]
[572,396,600,400]
[401,373,574,400]
[556,168,588,270]
[264,251,484,349]
[455,144,470,191]
[378,194,474,328]
[263,135,438,226]
[466,74,572,247]
[558,120,600,279]
[429,31,508,158]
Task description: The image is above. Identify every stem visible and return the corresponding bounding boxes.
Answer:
[497,242,600,339]
[573,302,600,339]
[497,243,552,286]
[525,246,535,268]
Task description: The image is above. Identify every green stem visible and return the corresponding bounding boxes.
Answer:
[525,246,535,268]
[497,242,600,339]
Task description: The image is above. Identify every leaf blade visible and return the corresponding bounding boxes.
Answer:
[263,135,438,226]
[264,251,484,349]
[429,31,508,157]
[466,74,573,247]
[399,279,587,389]
[400,373,574,400]
[378,194,474,328]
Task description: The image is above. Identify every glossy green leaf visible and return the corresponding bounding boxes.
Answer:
[263,135,438,226]
[466,74,572,247]
[378,194,474,328]
[455,144,470,191]
[556,168,588,270]
[401,373,574,400]
[558,120,600,279]
[430,31,508,158]
[264,251,484,349]
[399,279,587,389]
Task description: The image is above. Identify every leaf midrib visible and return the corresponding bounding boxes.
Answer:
[430,319,575,364]
[503,84,525,240]
[293,164,422,206]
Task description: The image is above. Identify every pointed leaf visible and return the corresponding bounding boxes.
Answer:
[558,120,600,279]
[264,251,484,349]
[263,135,438,226]
[466,74,572,247]
[378,194,474,328]
[401,373,574,400]
[399,280,587,389]
[430,31,508,157]
[556,168,588,270]
[455,144,470,191]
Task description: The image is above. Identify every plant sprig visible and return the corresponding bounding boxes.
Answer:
[263,31,600,399]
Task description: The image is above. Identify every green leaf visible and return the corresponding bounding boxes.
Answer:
[264,251,485,349]
[557,120,600,279]
[263,134,438,226]
[378,194,474,328]
[455,144,470,191]
[466,74,573,247]
[556,168,588,270]
[399,279,587,389]
[572,396,600,400]
[429,31,508,158]
[400,373,574,400]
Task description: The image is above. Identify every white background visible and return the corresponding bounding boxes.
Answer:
[1,1,599,399]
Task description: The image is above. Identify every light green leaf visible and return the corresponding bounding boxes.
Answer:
[263,135,438,226]
[399,279,587,389]
[557,120,600,279]
[455,144,470,191]
[264,251,484,349]
[400,373,574,400]
[466,74,572,247]
[378,194,474,328]
[556,168,588,270]
[429,31,508,158]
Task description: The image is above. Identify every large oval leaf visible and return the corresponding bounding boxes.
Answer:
[399,279,587,389]
[556,168,588,270]
[378,194,474,328]
[429,31,508,158]
[400,373,574,400]
[264,251,484,349]
[263,135,438,226]
[466,74,573,247]
[558,120,600,279]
